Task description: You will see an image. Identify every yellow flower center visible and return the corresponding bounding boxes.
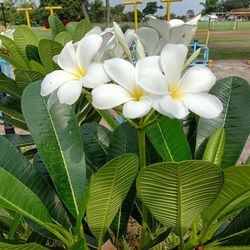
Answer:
[169,85,182,100]
[133,88,144,101]
[73,67,86,79]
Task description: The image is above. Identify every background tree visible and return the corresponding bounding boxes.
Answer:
[81,0,89,20]
[186,9,195,19]
[89,0,105,23]
[221,0,250,11]
[200,0,220,14]
[105,0,110,27]
[142,2,163,17]
[111,4,125,22]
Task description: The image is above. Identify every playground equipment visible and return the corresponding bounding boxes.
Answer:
[122,1,143,30]
[160,0,183,21]
[16,7,32,28]
[189,30,213,68]
[45,6,63,16]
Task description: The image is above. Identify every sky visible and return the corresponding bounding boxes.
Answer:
[110,0,205,16]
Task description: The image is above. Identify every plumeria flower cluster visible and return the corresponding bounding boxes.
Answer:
[41,20,223,121]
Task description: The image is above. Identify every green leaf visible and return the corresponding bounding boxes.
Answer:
[38,39,63,73]
[65,22,78,34]
[0,136,71,228]
[0,242,49,250]
[108,122,138,160]
[87,154,139,245]
[48,15,66,39]
[202,128,226,167]
[0,72,22,99]
[0,167,52,226]
[0,96,25,122]
[26,44,41,63]
[146,116,192,162]
[137,161,223,236]
[3,134,33,147]
[81,122,111,170]
[22,81,86,218]
[13,26,39,59]
[209,207,250,247]
[202,165,250,229]
[0,35,29,68]
[196,77,250,168]
[55,31,72,45]
[205,247,250,250]
[73,19,93,42]
[29,60,47,75]
[0,116,28,131]
[14,69,44,88]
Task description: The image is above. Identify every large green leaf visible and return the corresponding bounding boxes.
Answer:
[0,72,22,99]
[202,128,225,167]
[0,136,71,228]
[26,44,41,63]
[201,166,250,234]
[38,39,63,73]
[3,134,33,147]
[107,122,138,160]
[0,35,29,68]
[73,19,93,42]
[137,161,223,236]
[196,77,250,168]
[86,154,139,245]
[0,116,28,131]
[0,96,24,122]
[55,31,72,45]
[208,207,250,247]
[146,116,192,162]
[205,247,250,250]
[14,69,44,88]
[0,167,52,227]
[0,242,49,250]
[29,60,47,75]
[13,26,39,59]
[81,122,111,170]
[22,82,86,218]
[48,15,66,39]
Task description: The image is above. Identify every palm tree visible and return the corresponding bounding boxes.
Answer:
[81,0,89,20]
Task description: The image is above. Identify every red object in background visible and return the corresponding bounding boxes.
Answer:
[44,20,77,29]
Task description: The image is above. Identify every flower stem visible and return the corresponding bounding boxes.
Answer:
[137,128,148,250]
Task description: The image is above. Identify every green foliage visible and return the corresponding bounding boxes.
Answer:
[146,116,192,162]
[87,154,139,245]
[48,15,66,39]
[137,161,223,237]
[22,81,86,218]
[142,2,163,17]
[0,242,50,250]
[196,77,250,168]
[72,19,93,43]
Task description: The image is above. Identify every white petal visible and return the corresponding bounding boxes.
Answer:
[136,27,159,55]
[41,70,76,96]
[92,84,133,109]
[57,42,79,75]
[104,58,136,92]
[86,26,102,36]
[76,34,103,70]
[57,80,82,105]
[136,56,161,76]
[159,95,189,119]
[83,63,110,89]
[160,43,188,86]
[136,39,145,60]
[186,14,201,25]
[125,29,136,47]
[169,19,185,27]
[169,24,194,44]
[154,38,167,55]
[139,70,168,95]
[181,93,223,119]
[180,66,216,93]
[148,16,170,41]
[123,96,152,119]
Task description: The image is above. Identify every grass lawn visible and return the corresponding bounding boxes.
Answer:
[31,20,250,60]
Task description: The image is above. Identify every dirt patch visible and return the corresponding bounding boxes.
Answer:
[197,30,250,36]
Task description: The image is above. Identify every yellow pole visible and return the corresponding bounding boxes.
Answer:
[45,6,63,16]
[167,0,171,21]
[17,8,33,28]
[123,1,142,30]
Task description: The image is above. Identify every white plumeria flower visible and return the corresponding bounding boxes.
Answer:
[41,34,110,105]
[138,44,223,119]
[92,57,161,119]
[136,14,201,56]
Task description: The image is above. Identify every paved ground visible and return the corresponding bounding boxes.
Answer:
[212,60,250,83]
